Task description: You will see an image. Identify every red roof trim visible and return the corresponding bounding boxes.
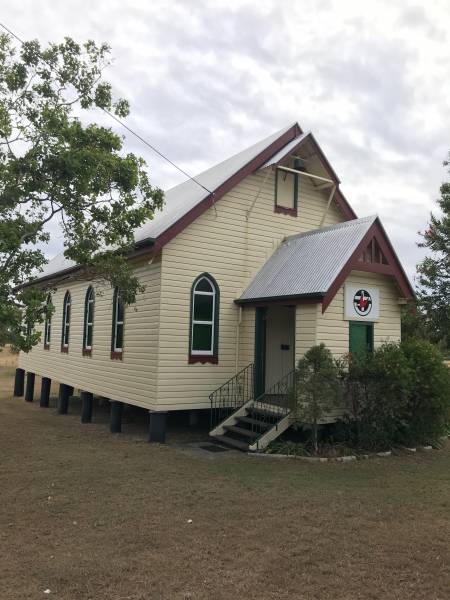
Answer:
[333,189,357,221]
[269,132,356,220]
[322,220,414,312]
[305,132,341,184]
[303,133,356,219]
[153,124,303,251]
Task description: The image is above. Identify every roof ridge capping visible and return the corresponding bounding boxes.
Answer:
[283,215,378,243]
[260,130,311,169]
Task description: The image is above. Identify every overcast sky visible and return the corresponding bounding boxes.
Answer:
[3,0,450,283]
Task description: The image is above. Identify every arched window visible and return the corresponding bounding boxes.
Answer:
[111,287,124,359]
[83,286,95,355]
[189,274,219,364]
[61,291,71,352]
[44,294,52,349]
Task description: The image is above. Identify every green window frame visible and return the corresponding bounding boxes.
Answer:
[254,307,267,398]
[111,287,124,358]
[61,291,71,352]
[189,274,219,364]
[83,286,95,355]
[44,294,52,349]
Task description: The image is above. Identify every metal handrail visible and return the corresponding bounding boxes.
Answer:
[209,363,254,428]
[249,369,297,438]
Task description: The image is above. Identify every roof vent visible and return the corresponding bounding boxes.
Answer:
[293,157,307,172]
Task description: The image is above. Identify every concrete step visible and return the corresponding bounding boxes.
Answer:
[213,435,249,452]
[223,425,259,439]
[247,406,283,421]
[236,415,271,430]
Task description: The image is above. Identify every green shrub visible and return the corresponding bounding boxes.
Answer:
[338,340,450,449]
[340,343,413,449]
[294,344,343,453]
[401,339,450,444]
[293,341,449,452]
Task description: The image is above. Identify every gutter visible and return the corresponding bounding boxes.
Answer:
[17,237,155,290]
[234,292,325,306]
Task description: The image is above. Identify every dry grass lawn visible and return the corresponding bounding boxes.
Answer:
[0,367,449,600]
[0,345,18,368]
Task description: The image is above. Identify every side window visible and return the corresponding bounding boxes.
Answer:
[275,167,298,216]
[111,287,124,359]
[83,286,95,355]
[61,291,71,352]
[44,294,52,349]
[189,274,219,364]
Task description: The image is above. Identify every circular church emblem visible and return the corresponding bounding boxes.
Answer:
[353,289,372,316]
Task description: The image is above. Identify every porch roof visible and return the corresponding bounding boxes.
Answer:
[237,216,378,303]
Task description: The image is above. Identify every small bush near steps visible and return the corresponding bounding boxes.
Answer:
[293,344,343,454]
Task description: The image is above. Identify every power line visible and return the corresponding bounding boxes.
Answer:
[0,21,215,197]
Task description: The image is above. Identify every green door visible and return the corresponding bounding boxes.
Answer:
[254,307,267,399]
[349,322,374,356]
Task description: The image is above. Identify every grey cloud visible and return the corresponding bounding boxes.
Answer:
[3,0,450,282]
[398,4,446,39]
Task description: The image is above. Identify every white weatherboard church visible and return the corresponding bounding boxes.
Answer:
[15,122,414,450]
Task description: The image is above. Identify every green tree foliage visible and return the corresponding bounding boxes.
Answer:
[400,301,429,344]
[401,339,450,444]
[0,34,164,351]
[417,155,450,351]
[294,344,343,453]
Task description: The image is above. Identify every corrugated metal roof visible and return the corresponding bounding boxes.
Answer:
[35,123,298,281]
[134,122,297,243]
[238,216,377,302]
[259,132,309,169]
[36,252,77,281]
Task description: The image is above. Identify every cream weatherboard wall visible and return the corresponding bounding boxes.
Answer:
[316,271,402,356]
[155,168,345,411]
[295,303,321,364]
[18,255,162,410]
[294,270,402,363]
[18,167,361,413]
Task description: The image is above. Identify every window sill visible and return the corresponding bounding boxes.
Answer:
[82,348,92,357]
[110,351,123,360]
[274,205,297,217]
[61,346,69,354]
[188,355,218,365]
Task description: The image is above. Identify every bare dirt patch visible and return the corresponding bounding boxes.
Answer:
[0,367,449,600]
